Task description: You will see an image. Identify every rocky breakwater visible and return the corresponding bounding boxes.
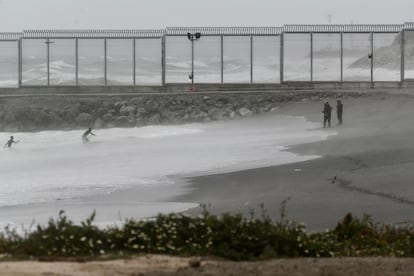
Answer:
[0,92,362,132]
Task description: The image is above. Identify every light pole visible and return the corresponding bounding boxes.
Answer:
[45,39,55,86]
[187,32,201,91]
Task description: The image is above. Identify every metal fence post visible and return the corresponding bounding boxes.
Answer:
[104,38,107,86]
[280,33,284,84]
[370,32,374,87]
[162,36,166,86]
[401,30,405,83]
[75,38,79,86]
[18,38,22,87]
[310,33,313,82]
[221,35,224,84]
[250,35,253,84]
[340,32,343,82]
[47,38,50,86]
[133,38,136,86]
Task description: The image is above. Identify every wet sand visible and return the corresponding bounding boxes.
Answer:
[178,92,414,230]
[2,92,413,231]
[3,92,414,275]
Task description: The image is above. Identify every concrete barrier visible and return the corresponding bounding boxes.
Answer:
[0,82,413,96]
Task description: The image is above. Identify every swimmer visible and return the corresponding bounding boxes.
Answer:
[82,128,96,143]
[3,136,19,149]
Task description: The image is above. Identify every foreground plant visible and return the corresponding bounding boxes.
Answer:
[0,208,413,260]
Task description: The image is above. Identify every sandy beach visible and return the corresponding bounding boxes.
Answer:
[4,91,414,275]
[2,92,413,230]
[178,92,414,230]
[0,94,332,229]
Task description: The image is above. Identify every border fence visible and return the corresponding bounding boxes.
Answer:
[1,23,414,90]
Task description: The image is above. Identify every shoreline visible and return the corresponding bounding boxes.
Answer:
[2,92,414,231]
[0,109,333,229]
[177,155,414,230]
[176,92,414,230]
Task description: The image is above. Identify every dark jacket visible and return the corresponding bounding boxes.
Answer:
[336,102,343,114]
[323,103,332,117]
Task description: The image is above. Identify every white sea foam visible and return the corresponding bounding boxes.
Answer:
[0,115,334,209]
[0,79,18,87]
[0,55,399,86]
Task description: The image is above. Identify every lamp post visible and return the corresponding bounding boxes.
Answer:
[45,39,55,86]
[187,32,201,91]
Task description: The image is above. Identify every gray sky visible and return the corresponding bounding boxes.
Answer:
[0,0,413,31]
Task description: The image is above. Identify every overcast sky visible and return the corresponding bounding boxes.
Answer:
[0,0,413,31]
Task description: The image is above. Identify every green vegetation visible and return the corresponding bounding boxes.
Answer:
[0,205,413,260]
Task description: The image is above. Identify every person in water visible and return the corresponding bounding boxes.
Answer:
[82,128,96,142]
[3,136,19,149]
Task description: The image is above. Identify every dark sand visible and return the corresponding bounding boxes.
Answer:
[2,92,413,231]
[4,92,414,275]
[177,92,414,230]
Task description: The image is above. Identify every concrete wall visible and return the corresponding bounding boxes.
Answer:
[0,82,413,95]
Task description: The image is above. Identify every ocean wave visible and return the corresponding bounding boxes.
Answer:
[0,116,334,208]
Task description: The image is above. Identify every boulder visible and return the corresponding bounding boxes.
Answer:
[128,97,142,105]
[115,116,131,126]
[191,111,209,122]
[113,101,125,111]
[136,107,146,119]
[258,106,270,113]
[145,100,159,113]
[135,118,145,127]
[75,112,94,126]
[208,109,228,121]
[60,106,80,121]
[102,113,114,122]
[96,107,108,117]
[119,105,136,116]
[159,108,173,119]
[238,107,253,117]
[107,109,116,115]
[78,102,96,113]
[147,114,161,125]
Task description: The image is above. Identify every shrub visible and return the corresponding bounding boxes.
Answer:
[1,209,414,260]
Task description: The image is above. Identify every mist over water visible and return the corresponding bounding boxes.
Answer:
[0,115,335,210]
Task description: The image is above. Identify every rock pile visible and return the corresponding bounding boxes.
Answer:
[0,91,361,132]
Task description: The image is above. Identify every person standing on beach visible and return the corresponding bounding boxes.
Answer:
[336,100,343,125]
[322,101,332,128]
[82,128,96,143]
[3,136,19,149]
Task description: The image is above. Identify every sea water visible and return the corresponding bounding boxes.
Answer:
[0,114,335,228]
[0,42,404,87]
